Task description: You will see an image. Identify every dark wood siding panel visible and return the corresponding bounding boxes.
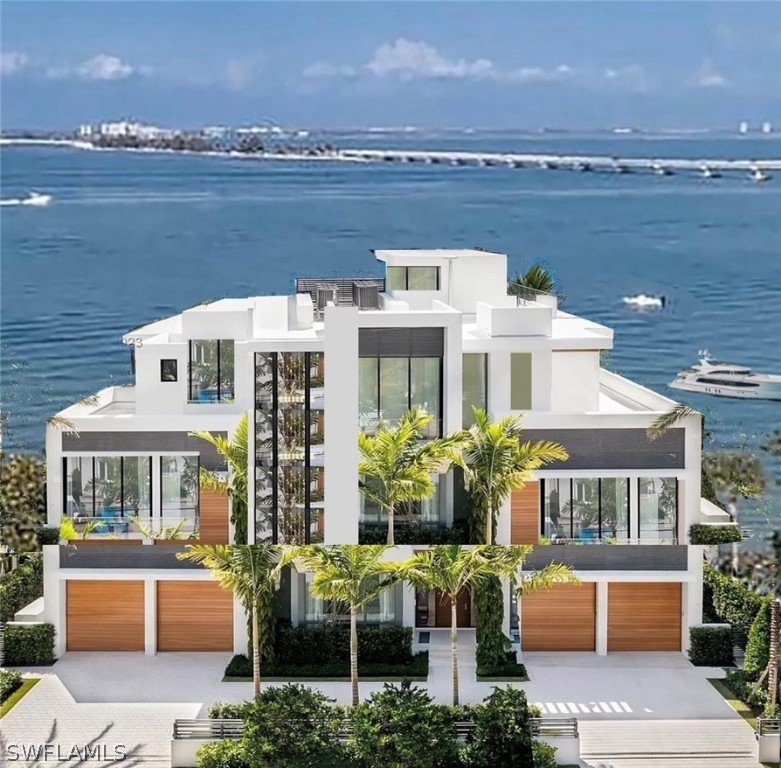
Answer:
[521,583,596,651]
[510,482,539,544]
[608,582,682,651]
[157,581,233,651]
[67,580,145,651]
[199,488,230,543]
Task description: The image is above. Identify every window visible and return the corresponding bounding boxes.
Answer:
[639,477,678,542]
[510,353,532,410]
[360,475,442,525]
[386,266,440,291]
[64,456,152,522]
[462,354,487,427]
[542,477,629,541]
[359,356,442,436]
[305,575,395,623]
[188,340,234,403]
[160,359,178,382]
[160,456,199,527]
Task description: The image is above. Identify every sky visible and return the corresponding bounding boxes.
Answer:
[1,1,780,130]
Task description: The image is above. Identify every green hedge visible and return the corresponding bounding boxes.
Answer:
[744,600,771,675]
[703,564,764,635]
[225,652,428,680]
[0,555,43,623]
[196,741,248,768]
[276,624,412,665]
[476,652,529,680]
[208,701,251,720]
[688,626,734,666]
[37,526,60,545]
[689,524,742,545]
[358,523,469,545]
[724,669,766,707]
[0,669,23,703]
[4,623,55,665]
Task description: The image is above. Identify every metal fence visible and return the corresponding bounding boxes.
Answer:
[756,718,781,737]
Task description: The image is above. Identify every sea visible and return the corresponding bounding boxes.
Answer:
[2,131,780,537]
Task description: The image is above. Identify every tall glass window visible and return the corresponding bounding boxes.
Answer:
[189,340,234,402]
[160,456,199,524]
[639,477,678,542]
[305,575,395,623]
[411,357,440,434]
[360,475,442,525]
[386,267,407,291]
[380,358,409,423]
[510,353,532,410]
[542,477,629,541]
[462,354,487,427]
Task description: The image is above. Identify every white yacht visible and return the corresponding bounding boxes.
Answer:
[670,351,781,401]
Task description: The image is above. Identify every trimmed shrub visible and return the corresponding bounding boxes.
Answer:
[224,652,428,680]
[466,686,534,768]
[36,526,60,546]
[532,741,558,768]
[725,668,766,707]
[689,524,742,545]
[242,684,346,768]
[4,623,55,665]
[475,576,510,670]
[196,741,248,768]
[358,523,468,545]
[688,625,734,666]
[0,669,23,703]
[476,653,528,680]
[276,624,412,665]
[207,701,251,720]
[744,600,771,675]
[703,564,764,635]
[0,554,43,623]
[349,680,460,768]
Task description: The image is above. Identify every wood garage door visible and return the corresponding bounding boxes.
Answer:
[67,580,145,651]
[157,581,233,651]
[608,583,682,651]
[521,583,596,651]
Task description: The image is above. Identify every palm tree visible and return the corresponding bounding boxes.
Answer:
[358,408,466,545]
[293,545,394,706]
[508,263,565,303]
[190,414,248,544]
[460,408,568,544]
[394,545,510,706]
[647,404,699,441]
[176,544,291,698]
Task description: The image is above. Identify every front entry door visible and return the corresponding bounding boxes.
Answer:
[434,587,471,627]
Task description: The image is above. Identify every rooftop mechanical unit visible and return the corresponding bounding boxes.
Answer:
[352,281,381,310]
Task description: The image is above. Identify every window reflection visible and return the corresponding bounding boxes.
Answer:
[639,477,678,542]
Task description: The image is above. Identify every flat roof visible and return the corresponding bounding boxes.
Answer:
[374,248,506,260]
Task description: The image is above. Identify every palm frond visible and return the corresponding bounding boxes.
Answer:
[647,405,699,441]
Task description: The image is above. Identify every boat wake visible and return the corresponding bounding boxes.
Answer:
[622,293,666,310]
[0,192,52,207]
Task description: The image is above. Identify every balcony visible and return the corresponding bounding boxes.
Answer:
[59,543,200,569]
[359,414,442,439]
[524,545,688,571]
[62,513,198,541]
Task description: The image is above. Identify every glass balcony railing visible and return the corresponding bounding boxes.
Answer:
[62,513,199,540]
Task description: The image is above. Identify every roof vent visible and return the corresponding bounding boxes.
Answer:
[315,284,338,312]
[352,282,380,310]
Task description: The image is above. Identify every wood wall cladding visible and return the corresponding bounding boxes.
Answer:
[511,482,539,544]
[608,582,682,651]
[156,581,233,651]
[66,580,145,651]
[199,488,230,543]
[521,583,596,651]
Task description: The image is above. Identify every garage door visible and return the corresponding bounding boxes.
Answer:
[521,583,596,651]
[608,582,681,651]
[67,580,145,651]
[157,581,233,651]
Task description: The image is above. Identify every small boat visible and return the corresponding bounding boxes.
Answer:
[22,192,52,206]
[652,163,673,176]
[670,350,781,401]
[622,294,665,309]
[700,166,721,179]
[751,167,771,183]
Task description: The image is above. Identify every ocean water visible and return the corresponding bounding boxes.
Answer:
[2,135,780,533]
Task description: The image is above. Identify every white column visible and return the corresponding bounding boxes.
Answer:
[323,306,360,544]
[683,545,704,652]
[501,577,512,638]
[144,580,156,655]
[402,583,416,630]
[489,352,511,415]
[233,596,248,654]
[596,581,608,656]
[243,409,253,544]
[629,477,640,542]
[43,546,67,658]
[151,455,162,518]
[46,427,63,525]
[290,572,301,627]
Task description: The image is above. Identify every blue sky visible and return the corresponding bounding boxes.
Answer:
[2,2,780,129]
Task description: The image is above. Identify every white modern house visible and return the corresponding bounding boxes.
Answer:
[42,248,722,658]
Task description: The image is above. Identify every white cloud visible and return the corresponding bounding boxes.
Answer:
[1,52,28,76]
[503,64,574,84]
[47,54,145,81]
[303,61,356,79]
[365,38,494,80]
[694,59,729,89]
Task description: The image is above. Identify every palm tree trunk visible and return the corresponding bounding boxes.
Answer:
[485,502,494,545]
[251,602,261,699]
[386,504,395,546]
[451,597,459,706]
[350,606,359,706]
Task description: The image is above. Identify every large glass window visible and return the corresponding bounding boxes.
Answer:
[305,575,395,623]
[64,456,152,527]
[189,340,234,403]
[160,456,199,524]
[385,266,440,291]
[462,354,487,427]
[510,353,532,410]
[359,357,442,436]
[639,477,678,542]
[542,477,629,541]
[360,475,442,525]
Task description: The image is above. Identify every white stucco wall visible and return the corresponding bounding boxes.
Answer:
[550,351,601,412]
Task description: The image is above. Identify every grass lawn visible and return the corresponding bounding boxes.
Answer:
[0,678,40,718]
[707,678,758,730]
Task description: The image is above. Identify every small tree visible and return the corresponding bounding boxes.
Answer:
[293,545,395,706]
[176,544,291,698]
[475,575,509,671]
[466,686,534,768]
[191,414,248,544]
